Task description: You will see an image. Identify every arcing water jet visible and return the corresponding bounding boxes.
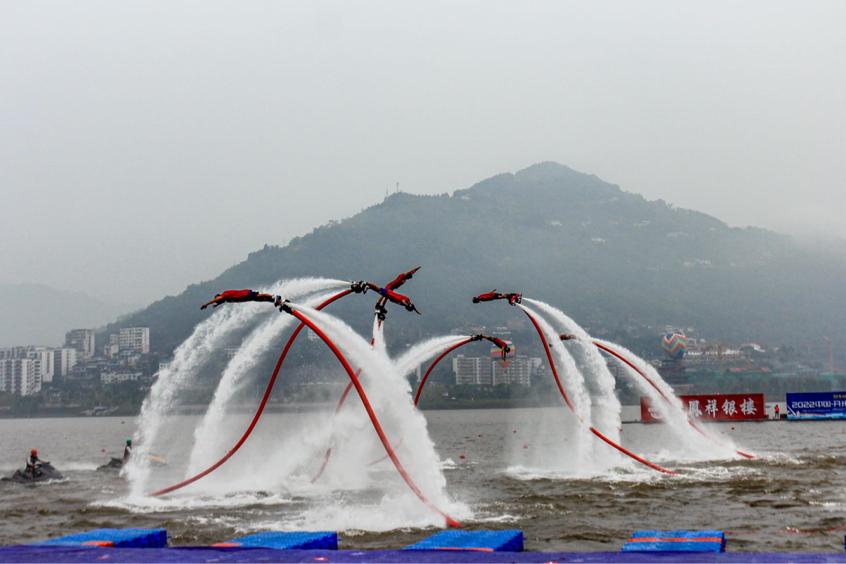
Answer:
[470,291,676,475]
[148,281,366,497]
[589,338,754,460]
[277,301,461,528]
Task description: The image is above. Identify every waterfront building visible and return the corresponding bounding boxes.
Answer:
[100,371,143,385]
[65,329,96,359]
[0,358,42,396]
[53,347,78,379]
[118,327,150,354]
[453,355,492,385]
[0,346,53,385]
[491,355,535,386]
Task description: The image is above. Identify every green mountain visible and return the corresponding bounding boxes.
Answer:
[108,162,846,355]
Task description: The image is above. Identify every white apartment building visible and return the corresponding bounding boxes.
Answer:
[118,327,150,354]
[100,371,143,385]
[491,355,535,386]
[53,347,78,379]
[0,347,51,385]
[0,358,42,396]
[452,355,492,385]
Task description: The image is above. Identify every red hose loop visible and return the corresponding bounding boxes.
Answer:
[592,340,755,460]
[287,307,461,528]
[521,307,676,476]
[149,289,353,497]
[414,338,476,406]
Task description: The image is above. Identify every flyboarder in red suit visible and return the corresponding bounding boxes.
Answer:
[367,282,421,317]
[200,289,280,310]
[472,290,522,305]
[469,334,511,360]
[371,267,422,320]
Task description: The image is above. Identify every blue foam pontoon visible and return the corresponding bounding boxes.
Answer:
[213,531,337,550]
[35,528,167,548]
[622,530,725,553]
[405,529,524,552]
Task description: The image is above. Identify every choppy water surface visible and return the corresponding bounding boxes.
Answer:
[1,409,844,552]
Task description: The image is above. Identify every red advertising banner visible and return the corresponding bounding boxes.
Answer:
[640,393,766,423]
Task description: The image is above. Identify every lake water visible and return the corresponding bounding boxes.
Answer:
[1,410,844,552]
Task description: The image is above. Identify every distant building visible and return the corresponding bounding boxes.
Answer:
[454,353,539,387]
[0,358,41,396]
[104,334,120,358]
[53,348,78,379]
[65,329,96,359]
[0,346,52,385]
[491,355,536,386]
[453,355,492,385]
[118,327,150,354]
[28,347,54,384]
[100,371,143,385]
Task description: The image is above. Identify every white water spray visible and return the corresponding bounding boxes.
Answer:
[517,303,596,471]
[185,281,347,474]
[294,304,468,525]
[126,278,347,495]
[394,335,469,380]
[525,299,622,444]
[593,338,735,460]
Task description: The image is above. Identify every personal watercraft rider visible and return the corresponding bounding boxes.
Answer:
[25,449,46,476]
[472,290,522,305]
[200,289,281,310]
[123,439,132,464]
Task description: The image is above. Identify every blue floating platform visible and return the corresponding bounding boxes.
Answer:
[2,547,846,562]
[35,528,167,548]
[405,529,524,552]
[622,530,725,553]
[213,531,337,550]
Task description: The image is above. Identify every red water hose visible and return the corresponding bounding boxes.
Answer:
[149,289,353,497]
[414,338,475,406]
[521,308,677,476]
[284,306,461,528]
[592,340,755,460]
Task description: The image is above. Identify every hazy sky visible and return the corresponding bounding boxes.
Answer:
[2,1,844,305]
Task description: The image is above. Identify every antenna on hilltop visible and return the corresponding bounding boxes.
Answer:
[396,181,400,194]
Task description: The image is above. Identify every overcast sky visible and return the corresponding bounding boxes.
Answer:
[2,1,844,305]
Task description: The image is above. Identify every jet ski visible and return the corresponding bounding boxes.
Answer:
[96,457,124,471]
[3,462,63,483]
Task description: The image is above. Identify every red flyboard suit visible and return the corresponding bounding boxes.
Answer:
[385,266,420,290]
[200,289,276,310]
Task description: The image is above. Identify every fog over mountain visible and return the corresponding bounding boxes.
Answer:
[3,2,843,306]
[0,284,136,347]
[107,163,846,355]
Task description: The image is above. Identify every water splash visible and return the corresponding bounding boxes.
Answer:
[125,301,270,495]
[593,338,735,460]
[294,304,469,526]
[394,335,469,379]
[516,303,595,472]
[126,278,347,495]
[372,316,387,355]
[525,299,622,444]
[185,281,347,475]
